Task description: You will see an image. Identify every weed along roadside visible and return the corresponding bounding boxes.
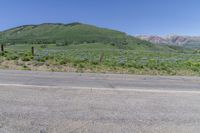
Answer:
[0,42,200,76]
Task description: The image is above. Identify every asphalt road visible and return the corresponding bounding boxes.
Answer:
[0,70,200,133]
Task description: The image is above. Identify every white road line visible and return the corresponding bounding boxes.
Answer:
[0,83,199,94]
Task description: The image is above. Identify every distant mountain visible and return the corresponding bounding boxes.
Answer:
[137,35,200,48]
[137,35,168,44]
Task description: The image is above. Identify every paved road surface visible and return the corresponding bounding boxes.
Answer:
[0,70,200,133]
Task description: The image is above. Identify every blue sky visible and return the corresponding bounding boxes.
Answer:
[0,0,200,35]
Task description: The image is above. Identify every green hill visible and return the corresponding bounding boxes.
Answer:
[0,23,174,49]
[0,22,181,51]
[0,22,132,44]
[0,23,126,44]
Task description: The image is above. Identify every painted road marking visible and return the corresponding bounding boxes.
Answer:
[0,83,199,94]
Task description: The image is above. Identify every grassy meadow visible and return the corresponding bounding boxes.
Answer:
[0,43,200,76]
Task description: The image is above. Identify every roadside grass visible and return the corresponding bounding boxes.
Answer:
[1,43,200,76]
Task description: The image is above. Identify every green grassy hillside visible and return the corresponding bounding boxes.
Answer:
[0,22,183,52]
[0,23,129,44]
[0,23,125,44]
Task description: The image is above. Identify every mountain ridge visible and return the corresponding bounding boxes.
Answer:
[137,35,200,48]
[0,22,164,51]
[0,22,194,51]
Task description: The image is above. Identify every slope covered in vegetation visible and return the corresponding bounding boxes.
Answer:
[0,22,182,52]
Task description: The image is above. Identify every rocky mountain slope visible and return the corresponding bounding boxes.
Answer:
[137,35,200,48]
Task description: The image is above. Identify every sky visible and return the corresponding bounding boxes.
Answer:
[0,0,200,36]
